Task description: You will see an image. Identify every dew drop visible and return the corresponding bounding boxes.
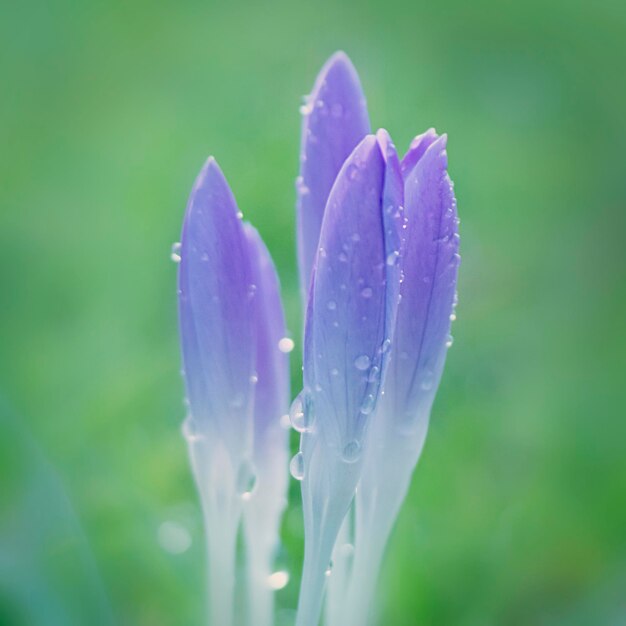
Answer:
[250,374,258,384]
[339,543,355,558]
[327,300,337,311]
[325,560,334,577]
[236,211,243,219]
[170,242,182,263]
[361,287,373,298]
[360,394,375,415]
[342,440,361,463]
[290,452,305,480]
[236,460,257,500]
[380,338,391,353]
[278,337,295,353]
[449,313,457,322]
[289,392,313,432]
[386,251,399,266]
[331,368,339,376]
[338,252,348,263]
[181,416,205,442]
[347,164,359,181]
[446,336,454,348]
[296,176,310,196]
[354,355,370,371]
[368,366,380,383]
[300,102,313,115]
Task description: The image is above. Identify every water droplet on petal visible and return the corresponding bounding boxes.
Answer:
[386,251,399,266]
[289,392,313,432]
[278,337,295,353]
[361,287,373,298]
[368,366,380,383]
[181,416,205,442]
[446,336,454,348]
[236,460,257,500]
[325,560,334,576]
[381,339,391,353]
[360,394,375,415]
[339,543,355,558]
[170,242,182,263]
[290,452,305,480]
[420,379,433,391]
[342,440,361,463]
[449,313,457,322]
[331,368,339,376]
[236,211,243,219]
[327,300,337,311]
[354,355,370,371]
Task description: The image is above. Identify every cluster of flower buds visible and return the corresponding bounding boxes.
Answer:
[176,51,459,626]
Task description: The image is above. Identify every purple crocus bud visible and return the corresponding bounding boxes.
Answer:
[294,133,402,626]
[241,224,290,626]
[178,158,289,626]
[344,134,460,625]
[296,51,370,306]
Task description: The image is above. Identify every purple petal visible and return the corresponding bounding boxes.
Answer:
[178,157,255,451]
[295,136,388,626]
[296,51,371,306]
[400,128,439,180]
[375,128,405,369]
[388,135,460,424]
[305,134,387,447]
[243,223,290,447]
[241,225,289,625]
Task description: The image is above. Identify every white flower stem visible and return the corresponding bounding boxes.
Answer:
[325,509,353,626]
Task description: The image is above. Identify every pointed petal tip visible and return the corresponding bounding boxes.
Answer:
[350,133,383,168]
[312,51,364,100]
[323,50,357,74]
[191,155,225,197]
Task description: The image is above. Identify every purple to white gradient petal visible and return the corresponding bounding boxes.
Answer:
[178,157,255,454]
[296,135,391,626]
[242,224,290,626]
[345,135,460,626]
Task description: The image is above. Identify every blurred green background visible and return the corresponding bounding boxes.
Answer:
[1,0,625,624]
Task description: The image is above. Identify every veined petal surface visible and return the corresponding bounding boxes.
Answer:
[178,158,256,456]
[387,134,459,425]
[296,135,393,626]
[346,135,460,626]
